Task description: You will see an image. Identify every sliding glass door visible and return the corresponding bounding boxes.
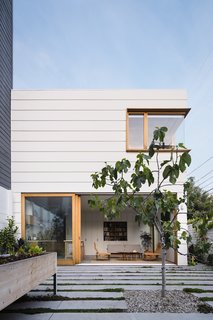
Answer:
[22,194,81,265]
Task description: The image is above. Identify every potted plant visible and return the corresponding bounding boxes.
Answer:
[140,231,152,252]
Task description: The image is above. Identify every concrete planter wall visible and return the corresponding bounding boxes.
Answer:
[0,252,57,311]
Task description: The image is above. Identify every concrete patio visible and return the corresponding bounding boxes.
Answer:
[0,264,212,319]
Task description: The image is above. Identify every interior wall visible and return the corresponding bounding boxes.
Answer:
[81,195,150,256]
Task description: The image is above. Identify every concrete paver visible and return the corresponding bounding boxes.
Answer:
[32,284,213,292]
[6,299,127,311]
[7,301,61,310]
[205,301,213,307]
[50,313,213,320]
[192,293,213,298]
[0,314,53,320]
[1,264,213,319]
[0,313,212,320]
[28,291,123,298]
[58,300,127,310]
[44,279,213,284]
[54,285,213,291]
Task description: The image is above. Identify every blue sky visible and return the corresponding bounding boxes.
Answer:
[13,0,213,193]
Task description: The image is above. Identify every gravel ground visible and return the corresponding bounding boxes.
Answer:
[124,290,206,313]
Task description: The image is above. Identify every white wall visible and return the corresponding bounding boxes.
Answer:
[177,201,188,265]
[0,186,12,228]
[11,89,187,193]
[11,89,188,263]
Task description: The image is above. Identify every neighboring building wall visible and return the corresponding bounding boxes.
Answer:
[0,186,12,227]
[11,89,188,264]
[188,223,213,255]
[0,0,13,226]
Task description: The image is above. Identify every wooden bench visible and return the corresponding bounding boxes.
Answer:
[107,244,142,259]
[143,242,161,261]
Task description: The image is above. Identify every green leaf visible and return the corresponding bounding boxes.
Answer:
[183,152,191,166]
[161,127,168,132]
[153,129,159,140]
[163,165,172,179]
[169,174,177,184]
[115,161,121,172]
[178,143,186,149]
[160,160,170,168]
[179,152,191,172]
[181,231,187,240]
[148,143,155,157]
[174,164,179,178]
[179,157,186,173]
[113,168,118,180]
[159,130,164,142]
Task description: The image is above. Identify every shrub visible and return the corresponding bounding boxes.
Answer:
[28,245,44,255]
[207,254,213,266]
[0,218,18,254]
[140,232,152,251]
[0,218,44,262]
[188,240,211,263]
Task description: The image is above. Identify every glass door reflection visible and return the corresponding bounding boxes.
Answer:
[25,196,72,261]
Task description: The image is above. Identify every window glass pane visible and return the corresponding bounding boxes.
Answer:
[148,115,184,146]
[25,196,72,259]
[128,114,144,149]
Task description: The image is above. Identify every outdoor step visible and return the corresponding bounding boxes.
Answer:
[56,272,213,277]
[205,301,213,307]
[28,291,124,299]
[0,314,52,320]
[192,293,213,298]
[58,265,213,274]
[40,277,213,286]
[7,300,127,311]
[0,313,212,320]
[58,300,127,310]
[7,301,61,310]
[33,284,213,291]
[56,271,213,276]
[44,276,213,282]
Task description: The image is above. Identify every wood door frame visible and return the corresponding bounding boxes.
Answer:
[21,193,81,265]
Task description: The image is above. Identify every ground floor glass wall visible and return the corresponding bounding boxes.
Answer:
[25,196,72,260]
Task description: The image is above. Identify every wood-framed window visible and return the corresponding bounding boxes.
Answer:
[126,108,190,152]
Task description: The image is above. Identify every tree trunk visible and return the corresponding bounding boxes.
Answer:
[161,236,167,297]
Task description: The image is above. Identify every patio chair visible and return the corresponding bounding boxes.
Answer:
[143,242,161,261]
[94,242,111,260]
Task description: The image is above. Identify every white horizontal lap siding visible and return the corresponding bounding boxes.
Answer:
[11,131,126,141]
[14,170,180,183]
[11,103,126,192]
[11,99,187,110]
[11,161,132,172]
[11,160,177,173]
[11,89,187,194]
[12,172,96,182]
[11,89,187,100]
[12,110,125,121]
[12,120,125,131]
[12,151,139,162]
[12,141,125,152]
[11,182,183,193]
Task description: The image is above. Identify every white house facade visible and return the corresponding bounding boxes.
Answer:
[11,89,190,265]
